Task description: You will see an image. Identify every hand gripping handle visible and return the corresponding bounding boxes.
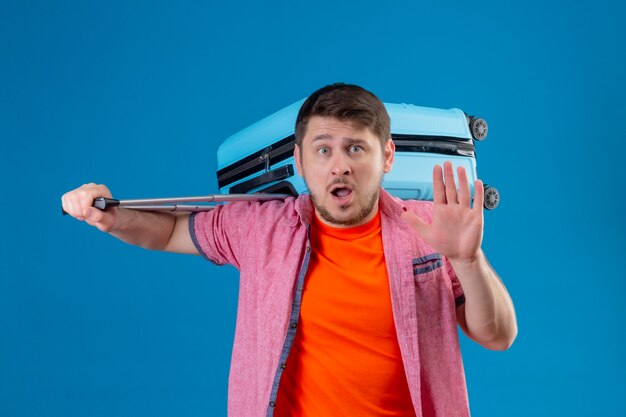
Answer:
[61,197,120,215]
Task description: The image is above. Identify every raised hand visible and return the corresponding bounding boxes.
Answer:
[401,161,484,263]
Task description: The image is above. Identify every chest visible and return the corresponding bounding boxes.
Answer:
[300,233,396,339]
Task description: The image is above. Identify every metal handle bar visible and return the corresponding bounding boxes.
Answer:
[62,193,290,215]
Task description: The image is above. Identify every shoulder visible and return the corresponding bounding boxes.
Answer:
[218,196,301,227]
[218,196,297,215]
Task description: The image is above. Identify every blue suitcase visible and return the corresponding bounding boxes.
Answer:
[216,99,499,209]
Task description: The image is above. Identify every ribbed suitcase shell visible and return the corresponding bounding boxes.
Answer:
[217,99,478,201]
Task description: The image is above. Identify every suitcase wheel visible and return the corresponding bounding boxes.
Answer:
[470,117,489,141]
[483,184,500,210]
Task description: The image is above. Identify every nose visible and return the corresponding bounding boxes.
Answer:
[330,152,352,176]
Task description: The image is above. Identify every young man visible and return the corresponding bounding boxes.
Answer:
[62,83,517,417]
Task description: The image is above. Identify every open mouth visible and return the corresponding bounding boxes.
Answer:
[331,187,352,198]
[329,184,354,202]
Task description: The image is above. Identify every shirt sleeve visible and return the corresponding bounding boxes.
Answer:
[188,201,253,269]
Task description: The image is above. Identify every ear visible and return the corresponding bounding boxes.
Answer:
[294,144,303,177]
[383,138,395,173]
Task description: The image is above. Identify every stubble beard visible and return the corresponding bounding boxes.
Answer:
[307,175,383,227]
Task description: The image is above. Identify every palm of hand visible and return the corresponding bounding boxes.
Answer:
[401,161,484,263]
[421,201,483,261]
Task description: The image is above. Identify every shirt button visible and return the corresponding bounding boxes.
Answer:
[280,362,286,369]
[291,321,298,329]
[306,246,311,253]
[270,401,276,407]
[297,285,304,291]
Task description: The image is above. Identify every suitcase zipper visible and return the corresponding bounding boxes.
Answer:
[393,134,475,157]
[218,134,475,189]
[217,135,296,189]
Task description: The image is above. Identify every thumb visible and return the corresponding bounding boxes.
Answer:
[84,207,116,232]
[400,209,429,236]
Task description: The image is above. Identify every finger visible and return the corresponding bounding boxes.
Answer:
[443,161,458,205]
[457,166,471,207]
[61,194,72,217]
[432,164,446,204]
[72,196,88,220]
[84,207,112,231]
[77,183,110,218]
[473,179,484,212]
[78,187,96,219]
[63,183,110,221]
[63,198,79,220]
[86,206,103,222]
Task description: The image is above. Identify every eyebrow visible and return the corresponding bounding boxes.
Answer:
[311,134,368,145]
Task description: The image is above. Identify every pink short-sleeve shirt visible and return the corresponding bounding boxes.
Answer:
[190,188,469,417]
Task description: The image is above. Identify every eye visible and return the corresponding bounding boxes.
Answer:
[349,145,363,153]
[317,146,329,155]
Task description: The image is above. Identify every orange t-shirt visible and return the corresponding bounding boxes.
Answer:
[274,210,416,417]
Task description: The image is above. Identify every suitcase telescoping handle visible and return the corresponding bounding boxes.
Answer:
[61,196,219,214]
[61,194,289,215]
[230,164,294,194]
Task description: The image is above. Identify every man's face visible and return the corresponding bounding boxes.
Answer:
[294,116,395,228]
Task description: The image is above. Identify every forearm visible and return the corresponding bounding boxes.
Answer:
[108,208,177,251]
[451,250,517,350]
[62,183,196,254]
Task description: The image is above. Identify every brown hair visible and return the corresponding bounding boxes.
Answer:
[294,83,391,147]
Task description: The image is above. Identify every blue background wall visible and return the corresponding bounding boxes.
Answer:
[2,1,625,416]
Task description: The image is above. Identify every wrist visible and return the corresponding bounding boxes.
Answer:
[448,250,483,268]
[106,207,133,234]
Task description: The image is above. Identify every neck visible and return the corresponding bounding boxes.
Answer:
[313,199,380,229]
